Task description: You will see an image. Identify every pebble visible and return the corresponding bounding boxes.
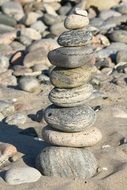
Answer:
[50,22,66,36]
[110,30,127,43]
[50,65,95,88]
[44,104,96,132]
[0,143,17,169]
[0,24,15,35]
[49,84,93,107]
[64,14,89,30]
[42,126,102,147]
[96,43,127,59]
[24,49,50,68]
[0,143,17,156]
[28,38,59,53]
[38,74,50,84]
[99,10,121,20]
[48,46,94,68]
[116,50,127,64]
[116,3,127,14]
[20,28,41,40]
[0,100,15,116]
[0,56,9,73]
[2,1,24,21]
[36,147,97,178]
[0,31,17,45]
[0,14,16,27]
[58,2,72,15]
[31,21,47,34]
[57,29,92,47]
[11,41,25,52]
[5,167,41,185]
[5,113,27,125]
[24,12,41,26]
[0,70,17,87]
[19,76,40,92]
[43,14,64,26]
[19,35,32,46]
[74,8,88,17]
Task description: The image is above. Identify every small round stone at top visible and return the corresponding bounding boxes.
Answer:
[64,14,89,30]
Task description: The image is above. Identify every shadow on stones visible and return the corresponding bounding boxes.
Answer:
[0,121,48,177]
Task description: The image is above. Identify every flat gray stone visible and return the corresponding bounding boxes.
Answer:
[57,29,92,47]
[44,104,96,132]
[5,167,41,185]
[49,84,93,107]
[36,147,97,178]
[48,46,94,68]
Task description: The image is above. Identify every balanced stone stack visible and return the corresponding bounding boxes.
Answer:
[36,8,102,179]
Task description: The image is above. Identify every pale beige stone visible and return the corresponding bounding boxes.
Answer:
[42,126,102,147]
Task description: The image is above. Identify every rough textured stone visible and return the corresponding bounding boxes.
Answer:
[44,104,96,132]
[36,147,97,178]
[50,65,96,88]
[48,46,94,68]
[57,29,92,47]
[42,126,102,147]
[64,14,89,30]
[5,167,41,185]
[49,84,93,107]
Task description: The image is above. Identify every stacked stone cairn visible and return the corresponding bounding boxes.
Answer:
[36,8,102,179]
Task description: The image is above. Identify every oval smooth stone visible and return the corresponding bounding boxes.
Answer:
[44,104,96,132]
[48,46,94,68]
[49,84,93,107]
[57,29,93,47]
[36,146,97,178]
[42,126,102,147]
[50,65,95,88]
[64,14,89,30]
